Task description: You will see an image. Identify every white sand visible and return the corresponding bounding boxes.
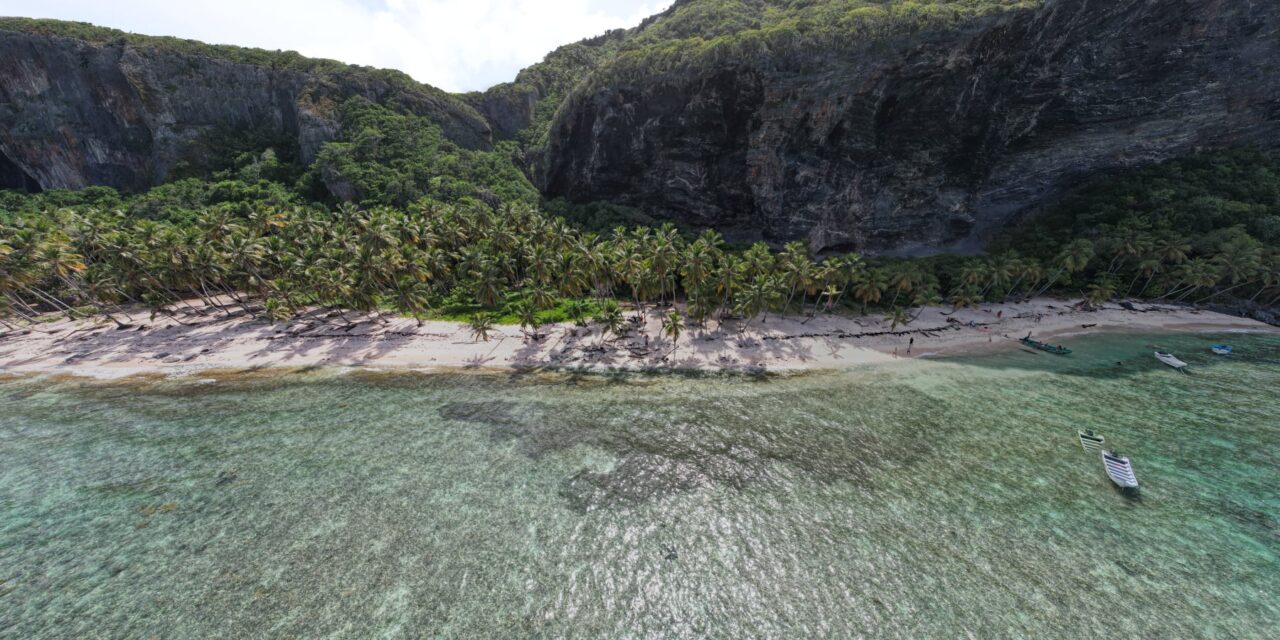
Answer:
[0,298,1273,379]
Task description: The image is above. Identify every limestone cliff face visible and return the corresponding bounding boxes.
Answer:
[540,0,1280,254]
[4,1,1280,255]
[0,29,492,193]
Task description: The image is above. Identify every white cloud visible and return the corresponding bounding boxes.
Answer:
[0,0,670,92]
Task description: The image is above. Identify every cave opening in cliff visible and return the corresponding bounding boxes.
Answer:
[0,150,42,193]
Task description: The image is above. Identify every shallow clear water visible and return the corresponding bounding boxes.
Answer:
[1,332,1278,638]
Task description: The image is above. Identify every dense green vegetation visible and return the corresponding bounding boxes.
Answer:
[3,150,1278,336]
[992,149,1280,307]
[1,5,1277,334]
[469,34,626,146]
[575,1,1040,92]
[303,98,539,208]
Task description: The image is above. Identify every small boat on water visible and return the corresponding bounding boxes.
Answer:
[1079,430,1105,453]
[1101,450,1139,490]
[1022,334,1072,355]
[1211,345,1233,356]
[1155,351,1188,371]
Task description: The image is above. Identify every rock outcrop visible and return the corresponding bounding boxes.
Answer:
[540,0,1280,254]
[0,27,492,193]
[3,1,1279,255]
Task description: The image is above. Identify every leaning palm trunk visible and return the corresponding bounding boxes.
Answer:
[1125,273,1144,297]
[1004,277,1025,301]
[1196,281,1255,304]
[211,279,259,316]
[200,281,233,312]
[832,284,850,310]
[1033,269,1067,298]
[1173,285,1203,302]
[783,284,799,317]
[19,284,79,318]
[1156,281,1189,301]
[718,288,734,325]
[1137,273,1160,298]
[49,272,127,327]
[3,292,47,322]
[188,284,230,316]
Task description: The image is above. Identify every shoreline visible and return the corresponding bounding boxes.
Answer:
[1,299,1274,380]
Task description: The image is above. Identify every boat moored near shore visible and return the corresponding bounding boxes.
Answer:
[1156,352,1188,371]
[1022,334,1072,355]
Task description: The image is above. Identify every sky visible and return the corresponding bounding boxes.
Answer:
[0,0,671,92]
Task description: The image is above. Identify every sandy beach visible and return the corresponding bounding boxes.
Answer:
[0,298,1274,378]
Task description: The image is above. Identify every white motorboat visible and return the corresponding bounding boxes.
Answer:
[1078,430,1105,453]
[1155,351,1188,371]
[1101,450,1139,490]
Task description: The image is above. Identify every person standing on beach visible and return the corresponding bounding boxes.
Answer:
[909,337,914,354]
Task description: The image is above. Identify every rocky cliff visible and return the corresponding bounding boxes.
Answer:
[0,21,492,193]
[3,1,1279,255]
[539,0,1280,254]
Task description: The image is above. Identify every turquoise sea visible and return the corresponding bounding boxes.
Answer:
[1,331,1277,638]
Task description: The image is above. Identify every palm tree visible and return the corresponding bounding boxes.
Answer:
[593,299,625,345]
[1013,258,1044,301]
[742,243,775,280]
[779,241,811,315]
[661,310,684,352]
[957,260,988,290]
[1251,255,1280,304]
[1086,276,1117,306]
[468,313,495,342]
[392,274,432,326]
[1154,234,1190,266]
[908,287,943,322]
[830,253,865,309]
[1104,227,1153,275]
[713,254,743,323]
[566,299,590,327]
[981,257,1016,299]
[852,269,887,313]
[1160,258,1221,302]
[516,301,540,342]
[949,285,982,311]
[820,284,841,313]
[1035,239,1095,297]
[1128,256,1164,297]
[737,275,782,326]
[886,263,919,308]
[1201,238,1265,302]
[884,307,910,331]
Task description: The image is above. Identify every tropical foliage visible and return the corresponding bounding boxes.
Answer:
[2,6,1279,334]
[304,98,540,208]
[4,150,1278,336]
[575,0,1041,95]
